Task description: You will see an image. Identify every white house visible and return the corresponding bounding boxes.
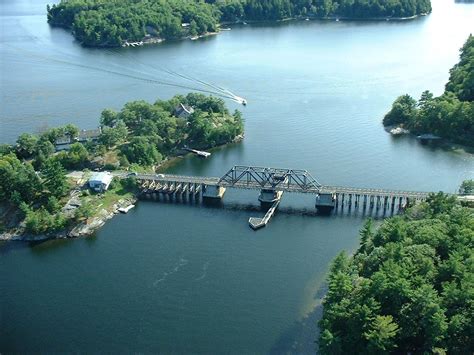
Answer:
[88,172,113,192]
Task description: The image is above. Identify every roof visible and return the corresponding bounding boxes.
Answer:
[174,103,194,116]
[89,172,113,184]
[78,128,101,140]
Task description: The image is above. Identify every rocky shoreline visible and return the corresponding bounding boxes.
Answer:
[0,196,137,242]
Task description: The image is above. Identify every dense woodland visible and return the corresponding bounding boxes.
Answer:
[47,0,432,47]
[384,35,474,146]
[319,193,474,353]
[0,94,243,234]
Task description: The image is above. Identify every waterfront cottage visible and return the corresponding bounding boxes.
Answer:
[55,128,102,151]
[88,172,113,192]
[174,103,194,119]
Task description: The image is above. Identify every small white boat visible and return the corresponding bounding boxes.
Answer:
[234,96,247,106]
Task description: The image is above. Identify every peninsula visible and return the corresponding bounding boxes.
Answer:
[47,0,432,48]
[383,35,474,147]
[0,93,243,240]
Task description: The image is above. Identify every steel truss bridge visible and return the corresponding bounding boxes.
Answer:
[135,165,431,199]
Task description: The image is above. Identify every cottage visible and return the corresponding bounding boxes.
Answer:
[88,172,113,192]
[78,128,101,142]
[55,127,102,151]
[174,103,194,119]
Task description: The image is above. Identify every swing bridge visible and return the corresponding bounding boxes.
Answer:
[133,165,437,229]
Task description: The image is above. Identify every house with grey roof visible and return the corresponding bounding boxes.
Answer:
[174,103,194,119]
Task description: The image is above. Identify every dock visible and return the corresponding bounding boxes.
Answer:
[118,205,135,213]
[183,147,211,158]
[249,199,281,230]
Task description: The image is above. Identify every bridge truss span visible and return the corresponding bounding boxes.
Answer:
[217,166,322,192]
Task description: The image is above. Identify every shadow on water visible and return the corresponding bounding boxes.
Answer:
[140,196,400,220]
[270,284,328,354]
[389,133,474,155]
[0,234,98,254]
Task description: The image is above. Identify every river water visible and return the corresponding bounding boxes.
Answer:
[1,0,473,353]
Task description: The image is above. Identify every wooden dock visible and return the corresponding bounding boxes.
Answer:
[183,147,211,158]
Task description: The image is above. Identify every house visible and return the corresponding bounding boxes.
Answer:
[78,128,101,142]
[88,172,113,192]
[174,103,194,119]
[55,128,102,151]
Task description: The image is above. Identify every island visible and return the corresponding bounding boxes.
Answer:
[47,0,432,48]
[0,93,244,240]
[383,34,474,147]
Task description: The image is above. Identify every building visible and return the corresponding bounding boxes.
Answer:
[88,172,113,192]
[55,128,102,151]
[174,103,194,119]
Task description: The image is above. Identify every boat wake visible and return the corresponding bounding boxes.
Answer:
[194,260,210,281]
[152,256,189,287]
[5,41,247,105]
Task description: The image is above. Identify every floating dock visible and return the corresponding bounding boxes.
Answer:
[249,199,281,230]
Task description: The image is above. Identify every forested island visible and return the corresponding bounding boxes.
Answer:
[47,0,432,47]
[384,35,474,146]
[319,192,473,353]
[0,94,243,238]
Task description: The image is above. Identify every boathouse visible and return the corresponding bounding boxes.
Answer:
[88,172,113,192]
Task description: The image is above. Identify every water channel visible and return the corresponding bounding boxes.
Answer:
[1,0,473,352]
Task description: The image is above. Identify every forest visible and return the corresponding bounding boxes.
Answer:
[319,193,473,353]
[383,35,474,146]
[0,94,243,234]
[47,0,432,47]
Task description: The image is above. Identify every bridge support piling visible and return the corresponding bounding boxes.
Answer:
[202,185,226,200]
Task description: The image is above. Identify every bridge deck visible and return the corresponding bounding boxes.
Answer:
[136,173,432,198]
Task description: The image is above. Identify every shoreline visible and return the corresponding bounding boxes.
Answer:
[78,14,429,49]
[0,195,137,242]
[0,136,244,242]
[384,124,474,153]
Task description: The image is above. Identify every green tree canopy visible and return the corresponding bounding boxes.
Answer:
[319,195,474,353]
[383,35,474,146]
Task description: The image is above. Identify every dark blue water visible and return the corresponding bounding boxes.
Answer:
[1,0,473,353]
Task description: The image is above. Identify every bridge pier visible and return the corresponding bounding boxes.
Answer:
[259,189,283,207]
[315,193,336,214]
[202,185,225,200]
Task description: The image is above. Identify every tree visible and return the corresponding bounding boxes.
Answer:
[16,133,38,158]
[100,108,118,127]
[41,158,69,198]
[64,124,79,139]
[46,196,61,213]
[383,94,417,126]
[384,35,474,146]
[75,200,94,221]
[120,136,162,166]
[364,315,399,353]
[100,120,128,147]
[359,218,374,254]
[459,179,474,194]
[319,193,473,353]
[0,153,43,204]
